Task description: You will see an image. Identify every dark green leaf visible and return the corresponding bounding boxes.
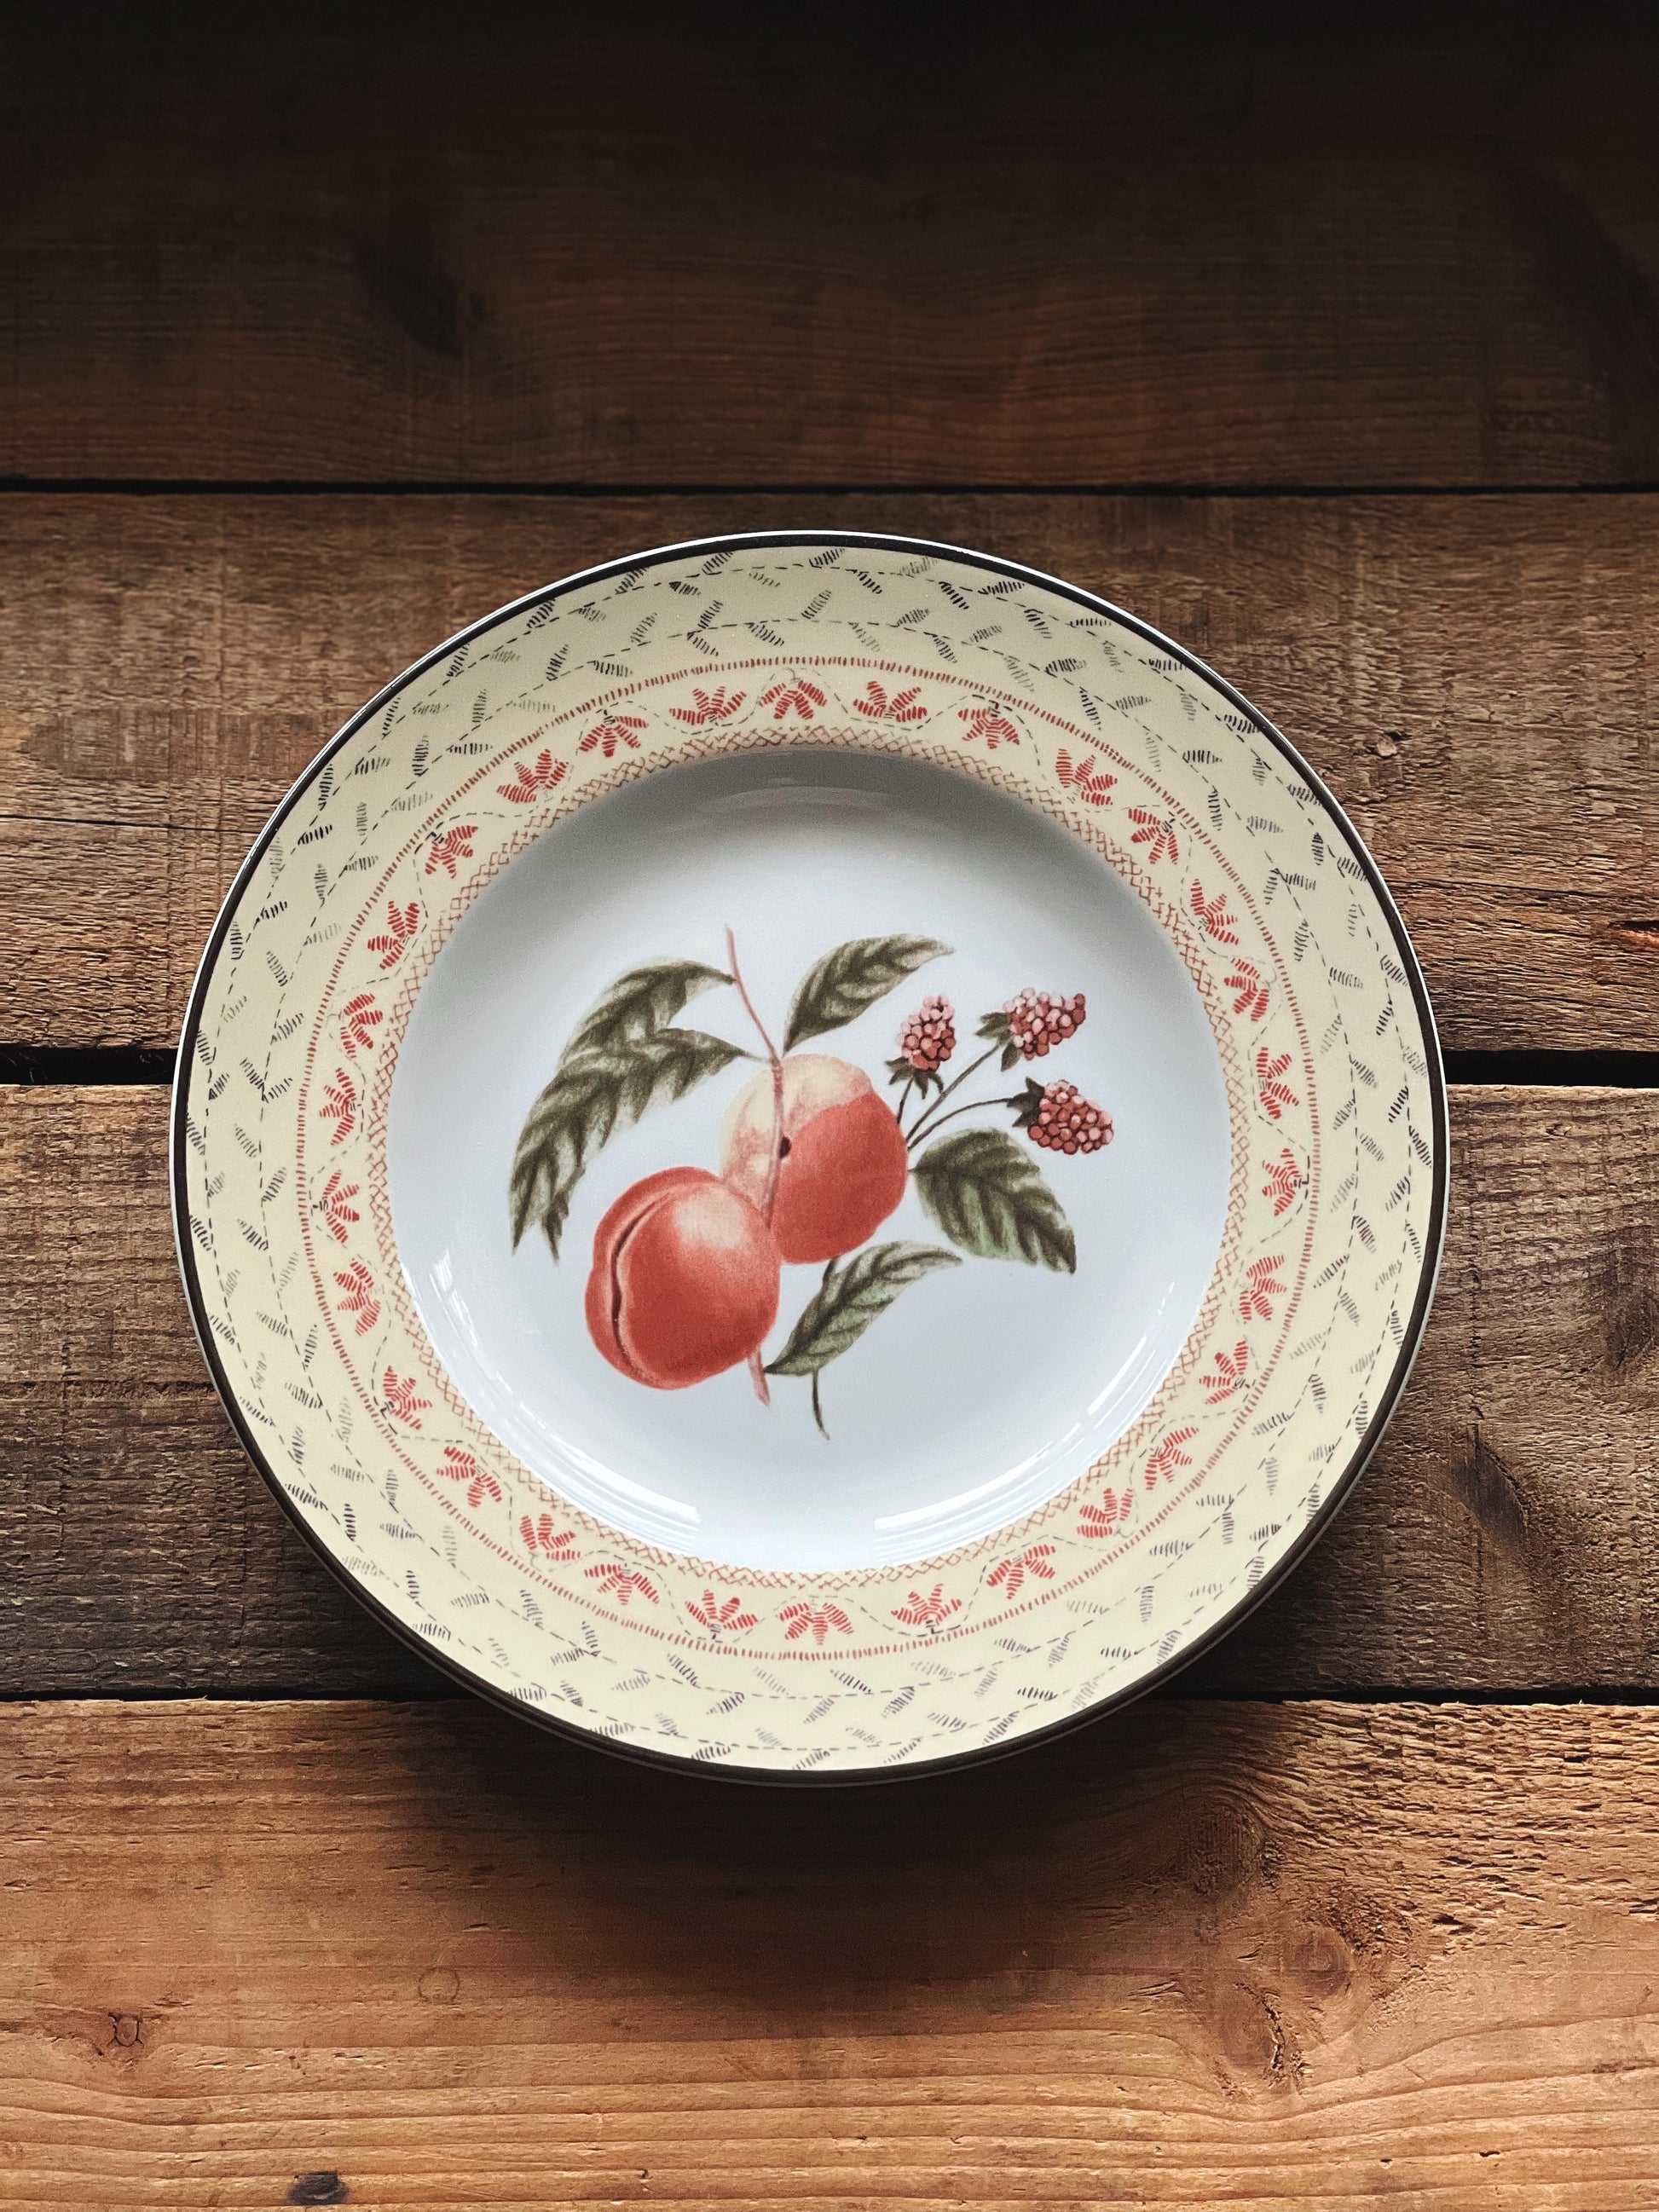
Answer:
[886,1055,942,1098]
[1009,1077,1049,1129]
[783,935,951,1052]
[511,1028,750,1257]
[975,1007,1022,1072]
[766,1241,962,1377]
[912,1128,1077,1272]
[559,958,731,1065]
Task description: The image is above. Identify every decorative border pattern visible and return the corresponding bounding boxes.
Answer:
[174,534,1446,1778]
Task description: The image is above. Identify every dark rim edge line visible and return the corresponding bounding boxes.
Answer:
[169,527,1452,1790]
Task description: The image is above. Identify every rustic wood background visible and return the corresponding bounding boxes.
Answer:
[3,9,1656,2206]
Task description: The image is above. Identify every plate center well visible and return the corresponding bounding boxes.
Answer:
[388,748,1229,1571]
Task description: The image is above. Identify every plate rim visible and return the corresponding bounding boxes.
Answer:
[171,528,1450,1786]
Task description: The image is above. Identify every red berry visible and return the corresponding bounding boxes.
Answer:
[1004,988,1087,1060]
[898,994,956,1073]
[1025,1078,1113,1155]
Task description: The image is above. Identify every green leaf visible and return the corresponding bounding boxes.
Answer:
[886,1055,940,1098]
[783,935,951,1052]
[975,1007,1023,1072]
[912,1128,1077,1272]
[511,1028,750,1257]
[1009,1077,1049,1129]
[559,958,731,1065]
[766,1242,962,1377]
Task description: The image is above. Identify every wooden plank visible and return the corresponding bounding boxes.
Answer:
[3,1083,1655,1700]
[6,15,1659,487]
[2,493,1654,1054]
[5,1695,1659,2208]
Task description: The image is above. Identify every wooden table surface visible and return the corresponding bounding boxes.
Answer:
[3,13,1656,2207]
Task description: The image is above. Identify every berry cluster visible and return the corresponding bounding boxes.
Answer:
[897,995,957,1073]
[1023,1079,1113,1155]
[1003,987,1086,1059]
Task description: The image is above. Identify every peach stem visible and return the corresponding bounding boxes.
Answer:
[725,925,783,1407]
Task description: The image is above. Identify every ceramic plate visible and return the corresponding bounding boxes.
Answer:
[173,533,1447,1781]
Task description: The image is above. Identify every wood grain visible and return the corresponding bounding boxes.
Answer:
[6,14,1659,486]
[6,1695,1659,2208]
[3,491,1655,1054]
[4,1082,1655,1700]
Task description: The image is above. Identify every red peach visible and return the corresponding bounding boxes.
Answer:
[585,1167,780,1389]
[720,1053,910,1264]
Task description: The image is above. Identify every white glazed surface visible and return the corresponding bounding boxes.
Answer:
[389,751,1229,1570]
[175,534,1443,1776]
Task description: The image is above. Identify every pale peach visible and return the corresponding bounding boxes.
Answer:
[720,1053,910,1264]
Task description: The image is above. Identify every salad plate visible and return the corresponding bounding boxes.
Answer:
[173,532,1446,1780]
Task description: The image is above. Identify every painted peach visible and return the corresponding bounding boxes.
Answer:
[720,1053,910,1264]
[585,1167,780,1389]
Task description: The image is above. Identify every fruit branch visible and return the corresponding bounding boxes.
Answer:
[909,1091,1025,1143]
[725,925,784,1406]
[905,1046,998,1147]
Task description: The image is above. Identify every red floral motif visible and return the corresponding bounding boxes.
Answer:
[1263,1148,1307,1217]
[585,1562,660,1606]
[1240,1255,1288,1322]
[1145,1427,1199,1488]
[339,992,383,1059]
[367,899,419,972]
[779,1600,853,1644]
[1225,959,1270,1022]
[440,1444,502,1511]
[314,1170,361,1245]
[334,1258,380,1337]
[892,1584,962,1632]
[1255,1047,1300,1122]
[319,1067,357,1146]
[425,823,477,878]
[1078,1486,1134,1539]
[1188,881,1240,945]
[1055,749,1116,806]
[383,1369,431,1429]
[986,1543,1057,1597]
[579,713,648,758]
[521,1514,578,1561]
[759,679,826,722]
[499,748,568,802]
[957,702,1020,749]
[686,1589,760,1637]
[1127,808,1180,866]
[853,680,927,724]
[1203,1339,1250,1403]
[671,686,746,726]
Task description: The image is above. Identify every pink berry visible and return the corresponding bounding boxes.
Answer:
[898,995,957,1074]
[1024,1077,1113,1155]
[1003,988,1087,1060]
